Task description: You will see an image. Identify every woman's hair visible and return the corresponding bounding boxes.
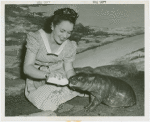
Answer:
[43,8,79,33]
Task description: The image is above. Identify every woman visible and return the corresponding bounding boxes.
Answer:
[24,8,86,112]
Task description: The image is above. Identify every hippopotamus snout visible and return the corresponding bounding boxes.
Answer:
[68,76,78,88]
[68,76,80,91]
[69,73,88,91]
[69,74,86,85]
[69,76,76,84]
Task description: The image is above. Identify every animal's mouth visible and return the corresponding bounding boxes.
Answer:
[69,83,74,87]
[69,82,80,91]
[68,84,76,91]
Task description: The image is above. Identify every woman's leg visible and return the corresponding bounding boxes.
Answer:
[25,84,80,111]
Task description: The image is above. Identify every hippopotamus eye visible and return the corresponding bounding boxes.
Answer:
[78,76,83,80]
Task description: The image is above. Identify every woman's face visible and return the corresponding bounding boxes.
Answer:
[51,21,74,45]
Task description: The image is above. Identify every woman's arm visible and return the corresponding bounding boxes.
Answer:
[23,50,49,80]
[64,62,76,79]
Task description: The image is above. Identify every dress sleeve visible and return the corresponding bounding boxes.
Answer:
[26,32,40,54]
[63,41,77,63]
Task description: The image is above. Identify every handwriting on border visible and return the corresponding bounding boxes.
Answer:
[37,1,51,4]
[93,1,106,4]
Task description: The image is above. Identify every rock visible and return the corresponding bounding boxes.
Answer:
[5,83,25,96]
[5,72,18,80]
[75,64,138,78]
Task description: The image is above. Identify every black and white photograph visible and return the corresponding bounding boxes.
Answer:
[1,0,149,121]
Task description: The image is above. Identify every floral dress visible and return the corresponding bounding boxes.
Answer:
[25,29,82,111]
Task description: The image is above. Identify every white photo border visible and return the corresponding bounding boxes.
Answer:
[1,0,149,121]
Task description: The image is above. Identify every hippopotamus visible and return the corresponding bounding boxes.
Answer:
[69,73,136,111]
